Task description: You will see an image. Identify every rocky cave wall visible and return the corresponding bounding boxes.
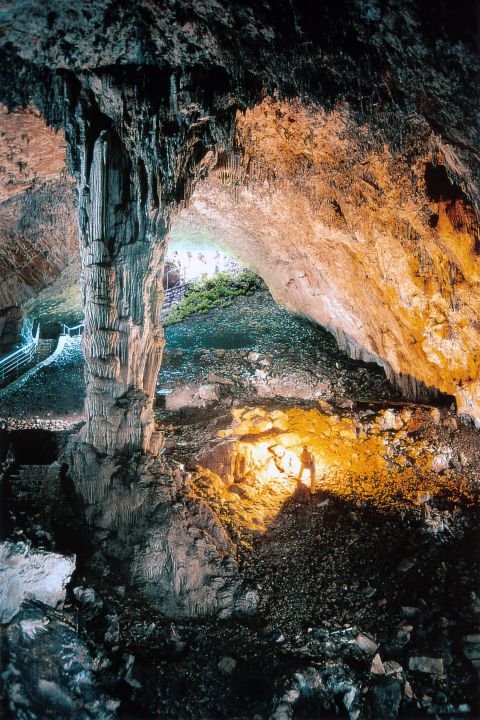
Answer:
[0,0,478,451]
[178,96,480,419]
[0,106,77,350]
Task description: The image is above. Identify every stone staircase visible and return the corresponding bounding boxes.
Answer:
[35,339,56,363]
[0,339,52,389]
[162,283,187,318]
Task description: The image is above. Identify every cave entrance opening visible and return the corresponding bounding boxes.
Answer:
[165,230,245,288]
[161,229,252,327]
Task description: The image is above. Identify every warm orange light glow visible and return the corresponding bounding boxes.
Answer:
[194,403,461,536]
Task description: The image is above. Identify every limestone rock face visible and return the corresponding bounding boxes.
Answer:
[0,106,77,348]
[178,97,480,419]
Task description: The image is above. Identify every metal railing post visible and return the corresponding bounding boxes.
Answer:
[60,321,85,338]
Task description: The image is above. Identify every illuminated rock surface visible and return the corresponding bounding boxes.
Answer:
[178,96,480,421]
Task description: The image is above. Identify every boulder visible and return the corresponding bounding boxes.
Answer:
[462,635,480,669]
[369,678,402,720]
[0,540,75,624]
[378,410,404,432]
[370,653,385,675]
[218,655,237,675]
[408,656,444,675]
[165,383,222,410]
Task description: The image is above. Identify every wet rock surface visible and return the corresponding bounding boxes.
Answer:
[1,601,119,719]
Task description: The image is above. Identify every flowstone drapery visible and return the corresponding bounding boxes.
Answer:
[77,125,165,455]
[62,73,221,457]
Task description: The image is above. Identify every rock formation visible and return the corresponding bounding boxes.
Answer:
[65,440,255,618]
[178,96,480,417]
[0,106,76,349]
[3,602,119,719]
[0,0,478,617]
[0,0,478,433]
[0,539,75,623]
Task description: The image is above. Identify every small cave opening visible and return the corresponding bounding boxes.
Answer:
[424,162,480,254]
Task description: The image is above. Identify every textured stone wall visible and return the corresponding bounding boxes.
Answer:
[177,97,480,420]
[0,106,77,349]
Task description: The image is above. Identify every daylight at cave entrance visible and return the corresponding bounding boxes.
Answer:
[0,2,479,719]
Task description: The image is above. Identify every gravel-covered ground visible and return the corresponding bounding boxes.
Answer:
[1,294,479,719]
[159,291,400,406]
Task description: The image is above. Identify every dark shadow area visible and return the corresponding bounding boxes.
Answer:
[424,163,480,257]
[424,163,465,204]
[9,429,61,465]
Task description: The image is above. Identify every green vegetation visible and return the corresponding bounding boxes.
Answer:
[164,271,263,326]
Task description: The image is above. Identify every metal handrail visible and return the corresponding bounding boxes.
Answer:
[163,282,187,311]
[0,323,40,382]
[164,281,186,297]
[62,322,85,336]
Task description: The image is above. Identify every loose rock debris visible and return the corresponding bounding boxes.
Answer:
[0,296,479,719]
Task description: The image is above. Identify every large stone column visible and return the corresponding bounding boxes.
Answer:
[78,125,166,455]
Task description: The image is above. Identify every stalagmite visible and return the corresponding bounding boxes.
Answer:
[77,125,165,455]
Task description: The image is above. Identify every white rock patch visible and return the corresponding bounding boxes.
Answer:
[0,541,75,623]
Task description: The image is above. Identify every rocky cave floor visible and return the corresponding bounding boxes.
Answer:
[1,292,479,719]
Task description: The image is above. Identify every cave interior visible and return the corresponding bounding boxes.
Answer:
[0,2,479,719]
